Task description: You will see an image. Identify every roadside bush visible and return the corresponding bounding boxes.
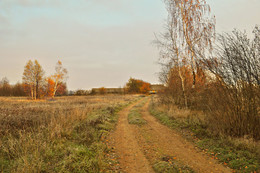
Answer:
[159,27,260,140]
[204,28,260,140]
[204,80,260,139]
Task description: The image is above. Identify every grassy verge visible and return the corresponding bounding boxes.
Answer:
[0,96,138,172]
[129,97,194,173]
[149,99,260,173]
[128,98,147,125]
[153,160,194,173]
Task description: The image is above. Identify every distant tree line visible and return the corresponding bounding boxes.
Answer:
[72,78,151,96]
[0,77,26,96]
[0,60,68,99]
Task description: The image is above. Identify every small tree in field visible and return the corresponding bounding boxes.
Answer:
[22,60,44,100]
[140,82,151,94]
[45,77,55,97]
[55,82,67,96]
[126,78,142,94]
[125,78,151,94]
[22,60,34,99]
[49,61,68,98]
[34,60,45,99]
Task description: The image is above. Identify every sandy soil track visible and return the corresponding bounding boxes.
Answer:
[138,99,231,173]
[108,100,154,173]
[108,98,231,173]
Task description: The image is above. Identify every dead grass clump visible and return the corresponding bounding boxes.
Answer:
[152,96,206,128]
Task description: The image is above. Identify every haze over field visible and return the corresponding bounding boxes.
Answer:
[0,0,260,90]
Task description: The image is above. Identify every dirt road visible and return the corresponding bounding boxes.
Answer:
[108,100,154,173]
[108,98,231,173]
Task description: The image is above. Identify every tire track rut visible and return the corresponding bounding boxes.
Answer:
[138,98,231,173]
[109,99,154,173]
[108,97,231,173]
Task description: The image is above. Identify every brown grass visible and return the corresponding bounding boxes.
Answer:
[0,96,131,134]
[0,95,138,172]
[153,98,206,127]
[150,95,260,172]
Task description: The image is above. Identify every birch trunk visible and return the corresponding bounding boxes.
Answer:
[178,67,188,108]
[31,86,34,100]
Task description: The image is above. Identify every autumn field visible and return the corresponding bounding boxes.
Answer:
[0,95,259,173]
[0,95,139,172]
[1,0,260,172]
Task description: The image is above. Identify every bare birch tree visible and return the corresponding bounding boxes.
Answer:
[51,60,68,98]
[155,13,189,107]
[34,60,44,99]
[156,0,215,107]
[164,0,215,88]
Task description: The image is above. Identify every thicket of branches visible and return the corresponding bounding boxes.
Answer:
[157,0,260,140]
[203,28,260,139]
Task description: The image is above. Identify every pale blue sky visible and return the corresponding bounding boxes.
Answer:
[0,0,259,90]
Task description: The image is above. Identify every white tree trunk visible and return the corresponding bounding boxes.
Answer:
[178,68,188,108]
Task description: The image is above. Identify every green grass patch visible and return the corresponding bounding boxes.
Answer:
[149,107,185,130]
[128,98,148,125]
[196,138,259,172]
[149,104,260,173]
[128,108,147,125]
[153,156,194,173]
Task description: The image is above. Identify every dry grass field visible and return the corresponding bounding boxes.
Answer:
[0,95,138,172]
[1,95,259,173]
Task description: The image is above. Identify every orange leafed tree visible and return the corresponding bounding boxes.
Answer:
[169,65,207,90]
[46,77,55,97]
[167,65,207,107]
[56,83,67,96]
[49,60,68,98]
[126,78,151,94]
[140,82,151,94]
[22,60,45,99]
